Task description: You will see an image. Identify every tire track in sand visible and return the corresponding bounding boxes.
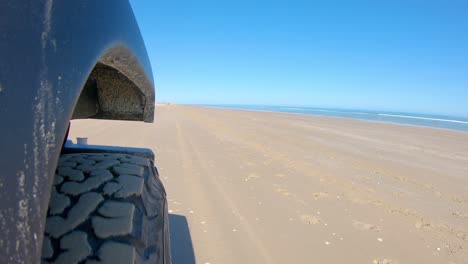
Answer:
[173,120,233,263]
[179,117,276,264]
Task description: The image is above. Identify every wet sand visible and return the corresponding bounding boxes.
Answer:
[70,104,468,264]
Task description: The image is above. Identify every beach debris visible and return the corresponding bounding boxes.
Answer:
[300,214,321,225]
[233,229,237,232]
[168,210,173,213]
[312,192,329,199]
[452,211,468,219]
[340,237,344,241]
[353,220,381,232]
[324,241,331,245]
[245,173,260,181]
[377,238,383,242]
[275,187,293,196]
[373,258,395,264]
[437,247,441,251]
[189,210,194,214]
[317,211,321,215]
[415,220,431,229]
[201,221,206,224]
[456,231,467,240]
[332,233,336,236]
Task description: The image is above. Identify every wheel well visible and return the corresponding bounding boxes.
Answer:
[72,63,147,121]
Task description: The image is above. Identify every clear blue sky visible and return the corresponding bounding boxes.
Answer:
[130,0,468,117]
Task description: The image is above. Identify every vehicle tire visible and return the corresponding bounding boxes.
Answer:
[41,153,170,264]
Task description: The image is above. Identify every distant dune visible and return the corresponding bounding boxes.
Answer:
[70,104,468,264]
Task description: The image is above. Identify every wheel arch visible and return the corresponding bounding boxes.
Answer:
[72,45,155,123]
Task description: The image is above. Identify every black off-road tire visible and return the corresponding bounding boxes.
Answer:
[41,153,170,264]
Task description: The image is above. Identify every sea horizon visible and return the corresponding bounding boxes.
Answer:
[196,104,468,133]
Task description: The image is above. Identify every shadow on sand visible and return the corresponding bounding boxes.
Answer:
[169,214,196,264]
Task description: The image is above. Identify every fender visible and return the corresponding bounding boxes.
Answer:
[0,1,155,262]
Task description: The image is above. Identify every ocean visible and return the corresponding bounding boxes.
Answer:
[200,104,468,133]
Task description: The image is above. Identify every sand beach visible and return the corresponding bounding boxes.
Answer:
[70,104,468,264]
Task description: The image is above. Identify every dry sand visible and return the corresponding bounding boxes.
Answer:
[69,104,468,264]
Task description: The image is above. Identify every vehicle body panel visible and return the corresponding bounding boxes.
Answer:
[0,1,155,262]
